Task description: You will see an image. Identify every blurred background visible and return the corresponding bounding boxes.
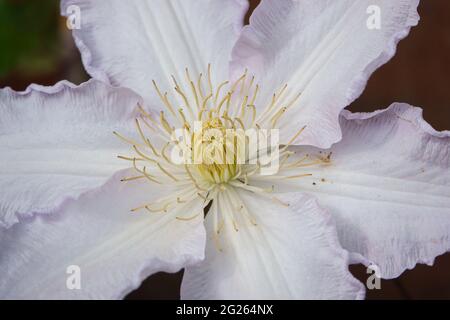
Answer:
[1,0,449,299]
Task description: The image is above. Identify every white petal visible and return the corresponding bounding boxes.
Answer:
[285,103,450,278]
[181,190,364,299]
[231,0,419,147]
[0,80,141,228]
[61,0,248,105]
[0,176,206,299]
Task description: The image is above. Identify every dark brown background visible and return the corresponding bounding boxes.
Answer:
[1,0,449,299]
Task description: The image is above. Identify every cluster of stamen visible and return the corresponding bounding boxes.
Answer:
[114,65,332,238]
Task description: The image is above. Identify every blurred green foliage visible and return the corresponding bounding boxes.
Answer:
[0,0,60,78]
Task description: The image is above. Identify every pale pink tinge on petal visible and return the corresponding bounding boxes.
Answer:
[0,176,206,299]
[181,191,364,299]
[286,103,450,278]
[61,0,249,110]
[231,0,420,148]
[0,80,141,228]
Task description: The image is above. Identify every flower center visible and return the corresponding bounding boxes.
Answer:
[192,117,240,184]
[114,65,331,225]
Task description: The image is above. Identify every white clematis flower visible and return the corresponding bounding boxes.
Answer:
[1,0,449,300]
